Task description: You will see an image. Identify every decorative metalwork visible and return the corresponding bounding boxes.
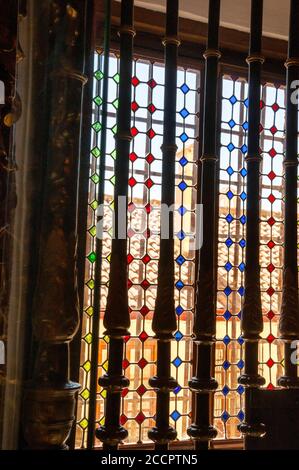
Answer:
[96,0,135,451]
[187,0,221,450]
[278,0,299,389]
[23,0,90,449]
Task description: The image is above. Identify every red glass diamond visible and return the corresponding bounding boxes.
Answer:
[267,240,275,249]
[136,384,147,396]
[127,228,135,238]
[145,203,152,214]
[129,152,138,162]
[120,414,128,425]
[267,383,275,390]
[141,279,150,290]
[267,286,275,297]
[145,178,154,188]
[143,228,151,239]
[267,263,275,273]
[270,125,278,135]
[269,148,277,158]
[266,358,274,368]
[127,254,134,264]
[146,153,155,164]
[272,102,279,112]
[131,101,139,112]
[132,76,140,87]
[148,78,157,88]
[268,171,276,181]
[140,305,149,316]
[148,103,156,114]
[267,310,275,320]
[128,202,136,213]
[122,388,129,398]
[127,279,133,289]
[131,126,139,137]
[128,177,137,187]
[268,193,276,204]
[135,412,146,424]
[124,335,130,343]
[123,359,130,369]
[147,128,156,139]
[142,254,151,264]
[138,358,148,369]
[260,100,265,109]
[267,334,275,344]
[139,331,149,342]
[259,124,264,134]
[132,76,140,86]
[267,216,275,226]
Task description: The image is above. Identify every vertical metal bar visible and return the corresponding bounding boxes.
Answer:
[278,0,299,389]
[87,0,111,450]
[187,0,221,451]
[148,0,180,452]
[96,0,135,451]
[238,0,266,448]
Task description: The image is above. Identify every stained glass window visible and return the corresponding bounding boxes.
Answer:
[215,75,286,439]
[76,52,200,448]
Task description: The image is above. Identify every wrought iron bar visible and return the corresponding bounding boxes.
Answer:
[238,0,266,447]
[87,0,111,449]
[96,0,135,451]
[278,0,299,389]
[148,0,180,452]
[187,0,220,451]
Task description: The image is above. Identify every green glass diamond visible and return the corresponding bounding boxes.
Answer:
[87,252,96,263]
[90,200,98,211]
[86,279,95,290]
[88,225,96,237]
[112,98,119,110]
[93,95,103,106]
[110,149,116,160]
[111,124,117,135]
[81,388,90,400]
[83,360,91,372]
[113,73,120,84]
[109,175,115,186]
[85,306,93,317]
[92,121,102,133]
[94,70,104,80]
[91,147,101,158]
[84,333,93,344]
[91,173,100,184]
[79,418,88,430]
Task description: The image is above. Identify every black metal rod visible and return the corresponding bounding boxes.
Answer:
[238,0,266,447]
[96,0,135,451]
[187,0,220,451]
[148,0,180,452]
[278,0,299,389]
[87,0,111,449]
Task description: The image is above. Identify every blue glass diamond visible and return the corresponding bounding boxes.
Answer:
[239,238,246,248]
[180,108,190,118]
[180,83,190,94]
[238,286,245,296]
[223,310,232,321]
[171,410,181,421]
[180,132,188,143]
[174,331,183,341]
[237,311,242,319]
[227,143,235,152]
[176,255,185,265]
[241,144,248,154]
[176,305,183,316]
[244,98,249,108]
[237,359,245,370]
[221,411,230,423]
[224,286,232,296]
[178,180,187,191]
[237,410,245,421]
[238,262,245,272]
[223,335,231,345]
[240,215,246,225]
[240,191,247,201]
[229,95,237,105]
[223,361,231,370]
[174,385,182,395]
[242,121,248,131]
[237,336,244,345]
[178,205,187,216]
[237,385,245,395]
[179,156,188,167]
[222,385,230,396]
[225,262,233,272]
[227,190,234,200]
[226,214,233,224]
[240,167,247,177]
[175,280,184,290]
[225,238,233,248]
[177,230,185,240]
[173,357,182,368]
[228,119,236,128]
[226,166,234,176]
